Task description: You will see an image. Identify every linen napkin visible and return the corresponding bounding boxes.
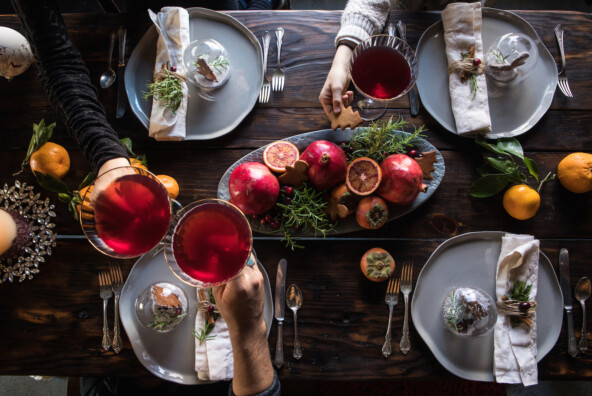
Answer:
[493,233,539,386]
[441,2,492,135]
[194,288,234,381]
[147,7,190,141]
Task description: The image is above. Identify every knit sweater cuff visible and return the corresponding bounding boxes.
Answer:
[335,12,382,48]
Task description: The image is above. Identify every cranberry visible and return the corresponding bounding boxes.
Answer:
[473,58,481,66]
[265,215,273,223]
[416,152,423,158]
[260,218,268,225]
[170,65,177,72]
[285,186,294,195]
[207,305,215,314]
[285,196,293,204]
[340,142,346,146]
[252,214,260,220]
[281,185,287,191]
[408,149,418,157]
[271,220,281,229]
[519,302,531,312]
[382,152,390,157]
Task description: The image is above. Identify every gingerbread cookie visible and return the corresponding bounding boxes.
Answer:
[328,106,362,131]
[278,160,309,187]
[415,150,438,179]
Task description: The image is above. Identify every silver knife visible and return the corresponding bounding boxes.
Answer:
[116,26,127,119]
[559,248,578,357]
[273,258,287,369]
[396,21,420,117]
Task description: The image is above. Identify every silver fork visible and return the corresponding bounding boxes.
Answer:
[272,27,285,92]
[399,262,413,355]
[554,24,573,98]
[259,31,271,103]
[109,263,124,354]
[382,277,400,358]
[98,272,112,351]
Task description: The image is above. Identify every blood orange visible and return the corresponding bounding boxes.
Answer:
[263,141,300,173]
[346,157,382,196]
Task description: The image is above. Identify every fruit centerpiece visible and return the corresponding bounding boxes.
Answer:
[218,117,445,249]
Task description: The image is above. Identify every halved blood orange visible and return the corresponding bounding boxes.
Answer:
[346,157,382,196]
[263,141,300,173]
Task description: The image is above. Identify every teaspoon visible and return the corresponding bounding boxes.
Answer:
[575,276,591,352]
[100,32,117,89]
[286,284,303,360]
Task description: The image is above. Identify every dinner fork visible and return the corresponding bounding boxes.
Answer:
[382,277,400,358]
[399,262,413,355]
[554,24,573,98]
[98,272,112,351]
[272,27,285,92]
[259,31,271,103]
[109,263,124,354]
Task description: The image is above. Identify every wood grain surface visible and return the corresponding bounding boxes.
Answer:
[0,10,591,381]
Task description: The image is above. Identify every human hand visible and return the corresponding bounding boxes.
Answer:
[89,157,132,205]
[319,45,354,117]
[212,260,266,338]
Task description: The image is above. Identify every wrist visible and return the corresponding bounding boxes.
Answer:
[97,157,130,176]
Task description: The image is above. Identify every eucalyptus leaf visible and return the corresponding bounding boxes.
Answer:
[468,174,513,198]
[34,171,71,194]
[523,157,539,182]
[475,136,508,155]
[77,172,96,191]
[484,157,516,174]
[120,138,135,155]
[497,138,523,158]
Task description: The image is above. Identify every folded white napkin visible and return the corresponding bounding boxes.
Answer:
[494,233,539,386]
[441,2,492,135]
[195,289,234,381]
[147,7,190,141]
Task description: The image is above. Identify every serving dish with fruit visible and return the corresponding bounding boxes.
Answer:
[217,118,445,248]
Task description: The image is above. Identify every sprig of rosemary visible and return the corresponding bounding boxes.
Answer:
[276,183,335,250]
[149,313,187,331]
[196,54,229,73]
[460,51,480,100]
[143,69,183,113]
[345,116,426,163]
[507,281,532,302]
[490,49,509,64]
[193,323,216,344]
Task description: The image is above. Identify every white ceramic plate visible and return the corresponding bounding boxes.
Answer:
[119,248,273,384]
[125,7,263,140]
[217,128,445,236]
[411,231,563,382]
[416,8,557,138]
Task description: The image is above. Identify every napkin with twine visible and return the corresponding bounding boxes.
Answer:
[194,288,234,381]
[494,233,539,386]
[441,2,491,135]
[147,7,189,141]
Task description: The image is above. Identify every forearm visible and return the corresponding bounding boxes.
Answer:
[229,322,274,396]
[10,0,128,173]
[336,0,391,47]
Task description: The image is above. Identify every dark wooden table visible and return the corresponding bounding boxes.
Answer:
[0,9,591,382]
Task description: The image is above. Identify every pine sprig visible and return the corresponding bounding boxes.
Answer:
[143,69,183,113]
[346,116,426,163]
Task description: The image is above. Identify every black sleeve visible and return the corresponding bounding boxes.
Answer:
[10,0,129,173]
[228,371,281,396]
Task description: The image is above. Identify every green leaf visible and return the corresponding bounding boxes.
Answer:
[14,119,57,176]
[77,172,96,191]
[475,136,508,156]
[476,163,497,177]
[120,138,135,155]
[484,157,516,174]
[468,174,513,198]
[522,157,539,182]
[34,171,71,194]
[136,154,148,166]
[497,138,524,158]
[58,193,73,204]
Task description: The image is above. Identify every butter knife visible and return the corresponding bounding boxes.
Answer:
[273,258,287,369]
[116,26,127,119]
[559,248,578,357]
[396,21,420,117]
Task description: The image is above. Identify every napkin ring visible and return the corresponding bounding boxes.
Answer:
[497,298,537,326]
[154,63,187,83]
[448,45,485,82]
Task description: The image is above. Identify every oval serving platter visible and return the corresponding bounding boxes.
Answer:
[217,128,445,236]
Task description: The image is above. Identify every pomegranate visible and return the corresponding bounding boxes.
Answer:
[228,162,280,215]
[377,154,427,205]
[299,140,348,190]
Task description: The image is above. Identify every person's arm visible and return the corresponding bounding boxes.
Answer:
[213,263,277,396]
[10,0,129,174]
[319,44,354,117]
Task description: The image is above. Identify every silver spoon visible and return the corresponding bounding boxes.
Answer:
[575,277,591,352]
[286,284,303,360]
[100,32,117,89]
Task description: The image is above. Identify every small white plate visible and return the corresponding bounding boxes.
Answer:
[416,8,558,138]
[120,248,273,384]
[411,231,563,382]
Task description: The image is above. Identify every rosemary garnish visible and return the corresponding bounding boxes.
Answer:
[276,183,335,250]
[490,49,509,64]
[195,54,229,73]
[444,290,464,334]
[193,323,216,344]
[148,313,187,331]
[507,281,532,302]
[345,116,426,163]
[469,73,479,100]
[143,68,183,113]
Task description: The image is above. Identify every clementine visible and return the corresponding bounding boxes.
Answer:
[502,184,540,220]
[557,152,592,193]
[30,142,70,179]
[156,175,179,199]
[130,157,148,171]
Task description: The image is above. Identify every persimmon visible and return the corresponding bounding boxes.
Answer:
[360,247,395,282]
[356,196,388,229]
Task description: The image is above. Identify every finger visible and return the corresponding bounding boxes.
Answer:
[319,92,334,117]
